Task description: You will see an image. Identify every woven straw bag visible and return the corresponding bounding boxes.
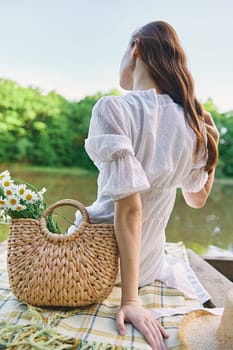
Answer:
[7,199,119,307]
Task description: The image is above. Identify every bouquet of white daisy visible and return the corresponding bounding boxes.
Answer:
[0,170,60,233]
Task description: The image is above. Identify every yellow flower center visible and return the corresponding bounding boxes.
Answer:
[19,188,25,195]
[6,189,12,196]
[26,193,32,201]
[3,180,11,187]
[0,200,5,205]
[16,206,22,211]
[10,198,17,205]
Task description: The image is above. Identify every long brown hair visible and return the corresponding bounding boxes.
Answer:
[132,21,218,172]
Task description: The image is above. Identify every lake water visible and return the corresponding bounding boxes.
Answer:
[1,167,233,257]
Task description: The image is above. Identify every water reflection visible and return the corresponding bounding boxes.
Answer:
[0,168,232,256]
[166,182,233,255]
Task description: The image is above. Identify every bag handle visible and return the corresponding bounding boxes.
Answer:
[42,199,89,223]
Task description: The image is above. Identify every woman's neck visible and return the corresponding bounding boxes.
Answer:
[132,58,162,93]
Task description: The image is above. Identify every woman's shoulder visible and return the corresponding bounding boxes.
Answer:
[93,89,156,113]
[89,95,131,134]
[93,95,125,114]
[92,90,177,127]
[92,94,140,130]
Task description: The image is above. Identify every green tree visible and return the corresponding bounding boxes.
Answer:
[0,79,121,170]
[0,79,232,177]
[203,98,233,177]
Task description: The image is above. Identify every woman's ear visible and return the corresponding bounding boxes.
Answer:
[131,38,139,58]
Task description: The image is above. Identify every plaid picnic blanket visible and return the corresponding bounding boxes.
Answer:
[0,241,202,349]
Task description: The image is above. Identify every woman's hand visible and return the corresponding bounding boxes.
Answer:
[204,111,220,144]
[116,302,169,350]
[203,111,219,175]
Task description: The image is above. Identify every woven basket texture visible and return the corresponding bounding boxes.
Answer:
[7,199,119,307]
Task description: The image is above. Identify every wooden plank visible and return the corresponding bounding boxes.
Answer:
[203,256,233,281]
[187,249,233,307]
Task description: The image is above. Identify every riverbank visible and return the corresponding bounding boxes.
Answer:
[2,163,233,182]
[1,163,97,177]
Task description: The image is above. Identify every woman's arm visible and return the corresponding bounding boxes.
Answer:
[114,193,141,303]
[182,168,215,208]
[114,193,169,350]
[182,112,219,209]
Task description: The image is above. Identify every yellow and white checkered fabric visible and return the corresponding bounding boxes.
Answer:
[0,241,201,349]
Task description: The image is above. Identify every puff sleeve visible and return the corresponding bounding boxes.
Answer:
[85,96,150,200]
[181,125,208,193]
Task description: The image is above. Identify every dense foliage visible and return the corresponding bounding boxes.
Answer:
[0,79,232,177]
[203,99,233,177]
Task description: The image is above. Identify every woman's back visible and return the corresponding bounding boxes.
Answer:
[118,89,207,189]
[81,89,208,286]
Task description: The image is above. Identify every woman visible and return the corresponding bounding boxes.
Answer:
[69,21,219,349]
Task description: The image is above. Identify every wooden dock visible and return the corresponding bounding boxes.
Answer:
[203,255,233,281]
[187,249,233,307]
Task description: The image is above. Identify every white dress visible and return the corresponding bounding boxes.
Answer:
[69,88,210,302]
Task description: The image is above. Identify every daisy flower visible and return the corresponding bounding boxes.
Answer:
[23,189,38,203]
[13,204,26,212]
[0,170,10,181]
[39,203,45,210]
[0,209,10,223]
[0,197,6,208]
[1,177,14,188]
[4,188,13,196]
[37,187,47,199]
[7,195,20,210]
[15,184,27,198]
[3,184,16,197]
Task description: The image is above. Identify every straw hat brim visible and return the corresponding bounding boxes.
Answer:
[178,309,232,350]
